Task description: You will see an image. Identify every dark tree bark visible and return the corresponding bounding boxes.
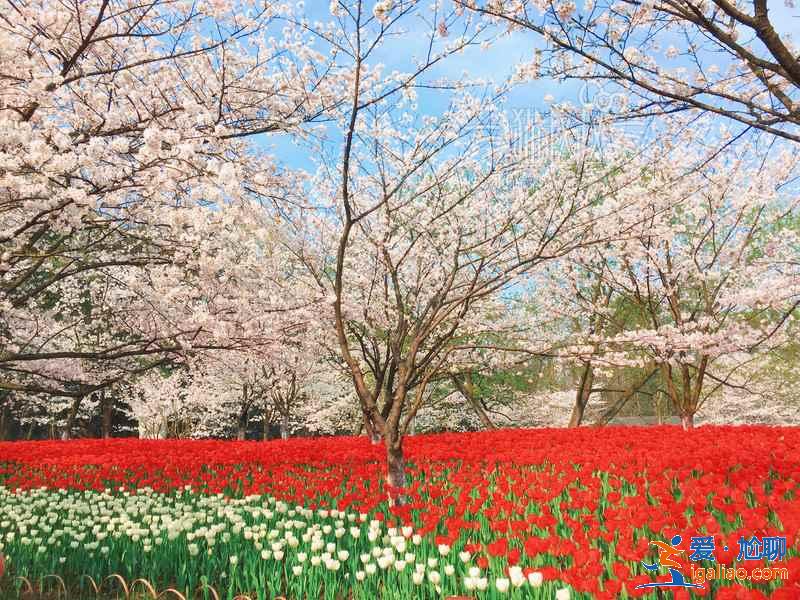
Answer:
[262,412,271,441]
[363,414,382,444]
[385,427,407,503]
[279,412,289,440]
[0,392,9,441]
[99,391,113,439]
[661,360,706,431]
[568,362,594,427]
[680,413,695,431]
[62,395,83,440]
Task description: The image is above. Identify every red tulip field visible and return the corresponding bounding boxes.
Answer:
[0,427,798,599]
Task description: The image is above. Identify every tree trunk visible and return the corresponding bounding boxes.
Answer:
[661,362,692,429]
[262,415,270,441]
[364,414,382,444]
[680,412,695,430]
[62,396,83,440]
[100,391,113,439]
[236,409,248,440]
[452,374,496,430]
[568,362,594,427]
[280,412,289,440]
[237,386,249,441]
[385,430,407,505]
[0,397,8,441]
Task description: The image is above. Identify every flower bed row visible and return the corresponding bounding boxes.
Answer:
[0,426,798,598]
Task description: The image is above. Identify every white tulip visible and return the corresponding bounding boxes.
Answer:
[528,571,544,587]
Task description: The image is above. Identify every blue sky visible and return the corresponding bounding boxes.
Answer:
[267,1,799,172]
[267,5,558,171]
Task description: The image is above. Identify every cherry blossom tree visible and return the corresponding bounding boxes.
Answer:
[127,351,358,440]
[697,345,800,426]
[5,0,797,443]
[1,0,334,399]
[307,0,664,496]
[465,0,800,142]
[327,116,618,496]
[124,312,351,440]
[560,137,800,428]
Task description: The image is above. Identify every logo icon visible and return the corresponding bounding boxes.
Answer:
[635,535,705,590]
